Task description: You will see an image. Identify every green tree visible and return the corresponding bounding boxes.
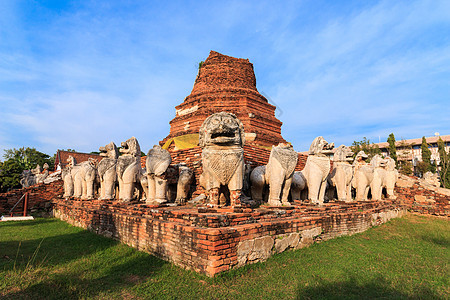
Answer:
[0,147,54,192]
[437,137,450,188]
[420,136,434,174]
[351,137,382,160]
[387,133,397,165]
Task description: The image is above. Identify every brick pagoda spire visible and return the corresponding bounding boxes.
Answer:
[161,51,287,148]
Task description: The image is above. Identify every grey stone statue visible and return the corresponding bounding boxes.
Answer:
[301,136,334,205]
[249,143,298,206]
[117,136,141,202]
[199,112,245,207]
[176,164,194,205]
[146,145,172,204]
[290,171,307,201]
[328,145,354,202]
[98,142,119,200]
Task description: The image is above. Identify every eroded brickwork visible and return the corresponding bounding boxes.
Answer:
[52,199,406,276]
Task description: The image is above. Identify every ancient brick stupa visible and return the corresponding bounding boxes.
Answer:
[161,51,287,149]
[159,51,306,196]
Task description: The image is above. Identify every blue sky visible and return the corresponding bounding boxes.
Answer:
[1,0,449,158]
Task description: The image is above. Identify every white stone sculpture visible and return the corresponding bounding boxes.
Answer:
[249,144,298,206]
[97,142,119,200]
[117,136,142,202]
[328,145,354,202]
[301,136,334,205]
[423,171,440,188]
[370,154,388,201]
[73,158,98,200]
[62,156,76,198]
[352,151,373,201]
[35,163,49,184]
[290,171,307,201]
[199,112,245,207]
[384,157,398,199]
[146,145,172,204]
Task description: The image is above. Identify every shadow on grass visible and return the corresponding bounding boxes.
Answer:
[295,276,443,300]
[419,235,449,247]
[3,253,167,299]
[0,230,119,270]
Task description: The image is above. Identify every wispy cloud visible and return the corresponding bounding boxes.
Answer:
[0,0,449,157]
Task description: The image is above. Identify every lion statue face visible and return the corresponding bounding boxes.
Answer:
[120,136,141,157]
[333,145,354,163]
[385,157,396,171]
[199,112,245,147]
[309,136,334,155]
[99,142,119,159]
[67,155,77,167]
[370,154,388,168]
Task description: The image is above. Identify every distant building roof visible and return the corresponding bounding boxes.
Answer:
[55,150,102,170]
[375,135,450,149]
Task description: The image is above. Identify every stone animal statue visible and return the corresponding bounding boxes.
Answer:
[97,142,119,200]
[175,164,194,205]
[199,112,245,207]
[62,156,78,198]
[423,171,440,188]
[383,157,398,199]
[146,145,172,204]
[300,136,334,205]
[249,143,298,206]
[73,158,98,200]
[352,151,374,201]
[290,171,307,201]
[35,163,49,184]
[117,136,142,202]
[369,154,388,201]
[20,170,36,188]
[328,145,354,202]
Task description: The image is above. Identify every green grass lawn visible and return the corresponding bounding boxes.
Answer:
[0,214,448,299]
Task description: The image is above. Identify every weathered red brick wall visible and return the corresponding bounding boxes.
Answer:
[0,180,63,216]
[52,199,405,276]
[394,175,449,216]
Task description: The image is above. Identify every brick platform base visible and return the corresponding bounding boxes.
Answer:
[52,199,406,276]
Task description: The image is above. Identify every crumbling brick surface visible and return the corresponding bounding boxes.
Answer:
[52,198,406,277]
[0,180,63,216]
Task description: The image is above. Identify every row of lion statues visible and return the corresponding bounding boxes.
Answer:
[62,112,399,207]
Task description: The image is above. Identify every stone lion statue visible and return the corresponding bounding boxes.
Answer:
[250,143,298,206]
[369,154,389,201]
[146,145,172,204]
[73,158,98,200]
[300,136,334,205]
[352,151,373,201]
[383,157,398,199]
[117,136,142,202]
[328,145,354,202]
[62,156,78,198]
[199,112,245,207]
[98,142,119,200]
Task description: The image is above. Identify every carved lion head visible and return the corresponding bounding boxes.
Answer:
[370,154,388,168]
[120,136,141,157]
[199,112,245,148]
[309,136,334,155]
[67,155,77,167]
[333,145,354,163]
[99,142,119,159]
